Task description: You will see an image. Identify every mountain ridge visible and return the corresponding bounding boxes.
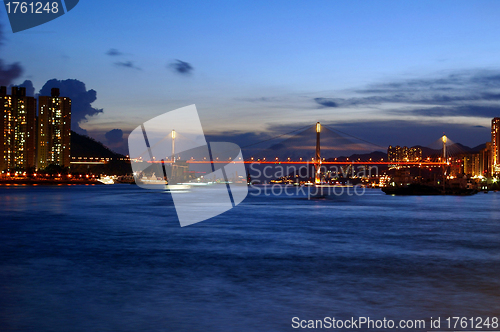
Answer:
[71,131,124,158]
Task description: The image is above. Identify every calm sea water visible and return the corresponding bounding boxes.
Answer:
[1,185,500,331]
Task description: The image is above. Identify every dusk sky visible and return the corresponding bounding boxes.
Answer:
[2,0,500,155]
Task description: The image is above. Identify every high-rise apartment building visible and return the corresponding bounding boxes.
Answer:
[388,145,422,163]
[37,88,72,170]
[0,86,37,172]
[492,117,500,174]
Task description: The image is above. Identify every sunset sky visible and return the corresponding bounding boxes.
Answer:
[2,0,500,154]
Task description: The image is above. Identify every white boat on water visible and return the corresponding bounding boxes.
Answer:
[166,184,191,192]
[97,176,115,185]
[137,178,191,192]
[138,178,167,185]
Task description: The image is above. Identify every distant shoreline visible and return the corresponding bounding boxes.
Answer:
[0,179,103,186]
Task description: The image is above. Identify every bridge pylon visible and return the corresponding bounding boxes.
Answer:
[315,122,321,184]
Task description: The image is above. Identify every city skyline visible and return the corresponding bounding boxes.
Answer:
[1,4,500,331]
[1,1,500,154]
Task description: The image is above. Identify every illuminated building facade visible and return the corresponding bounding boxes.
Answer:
[37,88,72,170]
[492,117,500,174]
[387,145,422,162]
[481,143,492,177]
[0,86,37,172]
[463,143,492,178]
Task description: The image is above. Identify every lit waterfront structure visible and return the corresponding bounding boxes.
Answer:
[37,88,72,170]
[0,86,37,172]
[482,142,492,177]
[442,135,447,160]
[315,122,321,184]
[171,129,176,162]
[463,142,492,178]
[492,117,500,174]
[462,118,500,178]
[387,145,422,163]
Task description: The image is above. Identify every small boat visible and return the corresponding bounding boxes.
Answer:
[166,184,191,192]
[97,176,114,185]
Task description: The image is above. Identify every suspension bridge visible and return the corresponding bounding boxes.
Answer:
[141,122,452,164]
[138,122,457,183]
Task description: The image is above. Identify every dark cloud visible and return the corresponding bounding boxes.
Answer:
[107,49,141,69]
[479,93,500,101]
[397,105,500,118]
[93,128,129,155]
[314,98,339,108]
[357,70,500,94]
[0,23,23,86]
[169,60,193,75]
[356,72,473,94]
[314,95,410,108]
[470,73,500,88]
[314,93,476,108]
[240,97,285,103]
[9,80,35,97]
[314,69,500,117]
[115,61,141,70]
[326,120,491,149]
[106,48,123,56]
[105,129,124,144]
[39,79,103,135]
[0,60,23,86]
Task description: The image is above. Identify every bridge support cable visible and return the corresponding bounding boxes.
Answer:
[239,124,314,150]
[321,124,386,150]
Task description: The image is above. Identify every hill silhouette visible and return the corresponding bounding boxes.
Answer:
[71,131,124,158]
[70,131,131,175]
